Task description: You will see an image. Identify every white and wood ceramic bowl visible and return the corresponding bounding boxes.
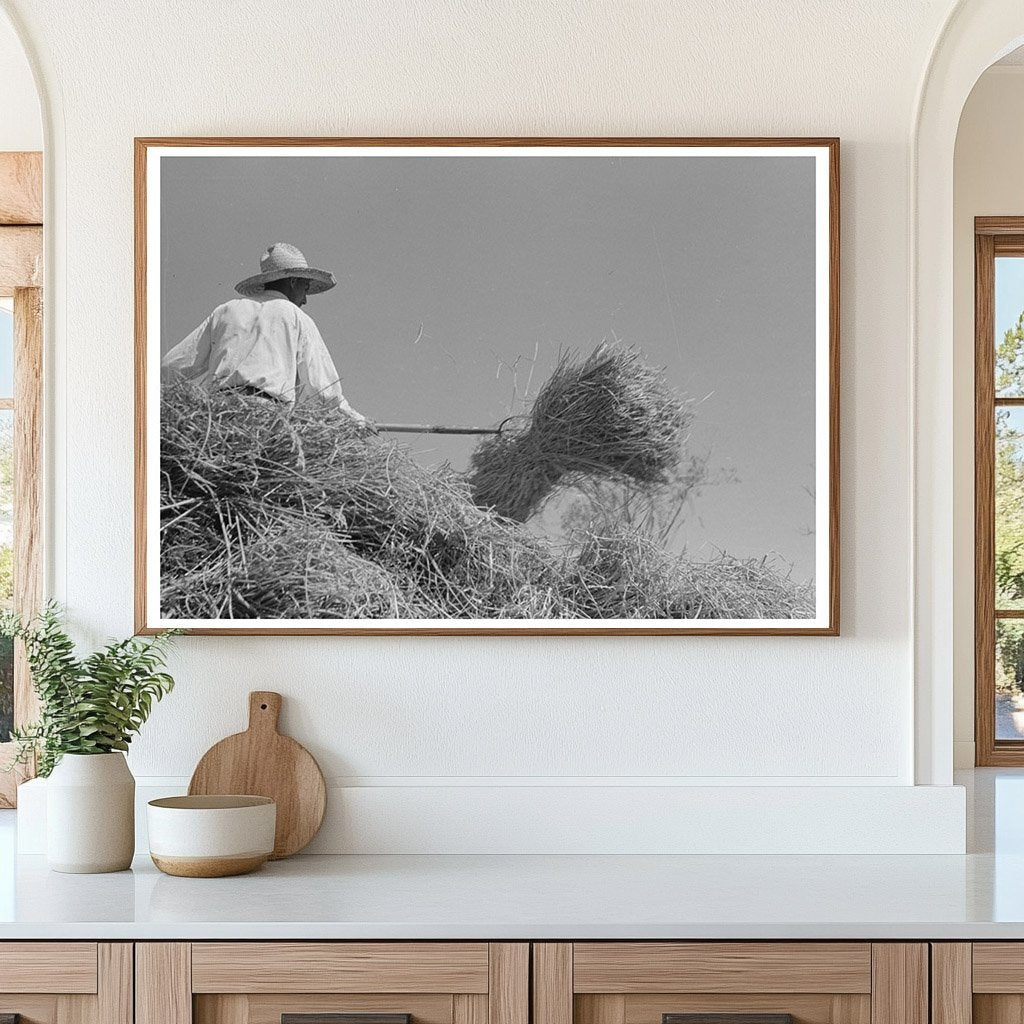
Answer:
[147,795,276,877]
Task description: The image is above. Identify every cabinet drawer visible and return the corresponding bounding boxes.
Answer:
[569,943,872,1024]
[139,943,528,1024]
[534,944,926,1024]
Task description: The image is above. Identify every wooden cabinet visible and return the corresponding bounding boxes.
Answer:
[532,944,928,1024]
[0,938,955,1024]
[0,943,132,1024]
[136,944,528,1024]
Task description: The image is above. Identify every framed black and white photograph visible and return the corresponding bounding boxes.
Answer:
[135,137,838,635]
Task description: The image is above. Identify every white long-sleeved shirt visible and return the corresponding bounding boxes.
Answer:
[161,291,363,419]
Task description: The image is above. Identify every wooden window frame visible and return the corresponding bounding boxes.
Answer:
[0,151,43,806]
[974,217,1024,765]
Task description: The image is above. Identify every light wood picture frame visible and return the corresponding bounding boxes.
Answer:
[135,137,839,636]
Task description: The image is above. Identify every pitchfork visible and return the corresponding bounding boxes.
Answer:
[375,416,523,436]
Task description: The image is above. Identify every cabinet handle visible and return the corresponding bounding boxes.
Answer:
[664,1016,794,1024]
[283,1015,411,1024]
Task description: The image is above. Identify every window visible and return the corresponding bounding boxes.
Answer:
[974,219,1024,764]
[0,150,43,806]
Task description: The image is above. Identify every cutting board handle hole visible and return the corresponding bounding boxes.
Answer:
[260,703,268,710]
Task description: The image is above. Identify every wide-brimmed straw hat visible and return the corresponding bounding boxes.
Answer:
[235,242,337,297]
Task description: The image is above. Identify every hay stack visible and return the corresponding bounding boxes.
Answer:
[159,380,567,620]
[468,344,692,521]
[159,379,812,622]
[161,509,415,620]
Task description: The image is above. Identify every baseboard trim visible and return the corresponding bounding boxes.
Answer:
[17,778,967,856]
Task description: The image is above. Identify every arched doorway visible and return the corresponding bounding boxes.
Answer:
[914,0,1024,785]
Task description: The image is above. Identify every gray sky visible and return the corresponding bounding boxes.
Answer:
[160,152,817,581]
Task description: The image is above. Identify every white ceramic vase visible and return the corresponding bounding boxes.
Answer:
[46,752,135,873]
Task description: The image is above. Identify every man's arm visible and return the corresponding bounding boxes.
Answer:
[161,316,213,381]
[295,314,368,424]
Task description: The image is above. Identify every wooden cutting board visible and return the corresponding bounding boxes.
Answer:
[188,691,326,859]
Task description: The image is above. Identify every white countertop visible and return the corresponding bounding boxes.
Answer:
[1,769,1022,941]
[0,849,1020,940]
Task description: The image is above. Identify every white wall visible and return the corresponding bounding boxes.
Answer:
[2,0,972,852]
[0,11,39,152]
[952,66,1024,767]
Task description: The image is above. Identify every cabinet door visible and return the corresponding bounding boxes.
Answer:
[534,944,928,1024]
[939,943,1024,1024]
[0,943,131,1024]
[137,943,528,1024]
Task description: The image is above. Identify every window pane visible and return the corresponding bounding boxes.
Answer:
[0,409,12,742]
[0,306,12,399]
[996,257,1024,397]
[998,620,1024,740]
[996,407,1024,609]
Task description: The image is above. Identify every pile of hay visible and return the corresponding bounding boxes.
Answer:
[160,380,567,620]
[570,531,814,620]
[468,344,692,521]
[159,378,812,622]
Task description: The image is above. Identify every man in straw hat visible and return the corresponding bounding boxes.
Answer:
[162,242,370,426]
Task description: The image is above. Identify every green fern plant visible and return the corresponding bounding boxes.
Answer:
[1,603,179,777]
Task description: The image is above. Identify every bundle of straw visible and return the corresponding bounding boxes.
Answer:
[468,344,693,521]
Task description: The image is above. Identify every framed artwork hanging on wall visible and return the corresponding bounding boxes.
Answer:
[135,137,839,636]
